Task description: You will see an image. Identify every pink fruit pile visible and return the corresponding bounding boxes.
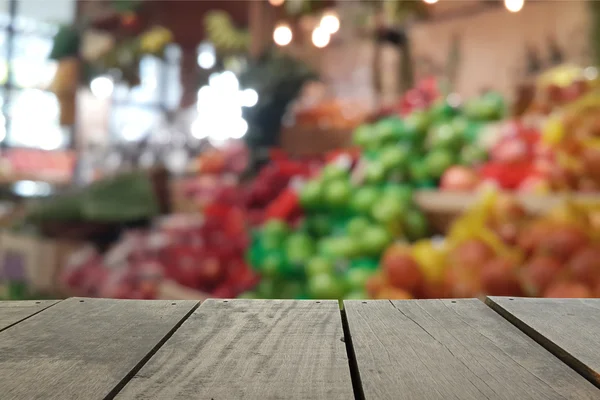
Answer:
[61,211,258,299]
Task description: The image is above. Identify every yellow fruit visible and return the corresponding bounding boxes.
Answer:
[542,116,564,146]
[412,240,446,284]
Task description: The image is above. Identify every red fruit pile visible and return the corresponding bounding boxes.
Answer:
[61,211,259,299]
[367,77,440,121]
[479,121,551,192]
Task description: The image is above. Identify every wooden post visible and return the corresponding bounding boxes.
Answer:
[249,0,273,60]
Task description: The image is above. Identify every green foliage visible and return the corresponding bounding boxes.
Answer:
[49,25,80,60]
[110,0,142,13]
[27,172,160,223]
[204,10,250,54]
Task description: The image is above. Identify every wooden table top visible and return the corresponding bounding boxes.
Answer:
[0,297,598,399]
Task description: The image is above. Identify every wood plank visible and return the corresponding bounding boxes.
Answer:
[0,300,59,332]
[0,297,199,400]
[116,299,354,400]
[487,297,600,389]
[344,299,600,400]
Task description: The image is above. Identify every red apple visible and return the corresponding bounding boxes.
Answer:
[440,166,480,191]
[519,256,563,296]
[448,239,494,269]
[544,281,592,298]
[567,247,600,286]
[382,245,423,293]
[480,258,521,296]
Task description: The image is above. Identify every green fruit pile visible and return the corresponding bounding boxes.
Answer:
[353,92,505,187]
[245,159,429,300]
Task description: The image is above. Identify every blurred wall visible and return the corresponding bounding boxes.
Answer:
[307,0,589,107]
[410,1,589,97]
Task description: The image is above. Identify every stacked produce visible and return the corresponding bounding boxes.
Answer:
[179,147,321,225]
[61,211,258,299]
[245,150,430,300]
[367,77,440,121]
[367,191,600,299]
[352,91,505,190]
[542,91,600,192]
[446,119,553,193]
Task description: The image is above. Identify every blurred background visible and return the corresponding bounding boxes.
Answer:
[0,0,599,302]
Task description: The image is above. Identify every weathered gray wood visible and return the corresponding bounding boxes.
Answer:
[0,297,199,400]
[117,299,354,400]
[487,297,600,388]
[0,300,59,332]
[344,299,600,399]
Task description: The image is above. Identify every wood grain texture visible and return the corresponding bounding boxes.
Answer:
[0,297,199,400]
[0,300,59,332]
[344,299,600,400]
[487,297,600,388]
[117,299,354,400]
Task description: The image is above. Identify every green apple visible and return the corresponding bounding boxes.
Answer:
[424,148,455,179]
[262,219,289,239]
[257,278,279,299]
[382,185,413,206]
[451,116,469,137]
[353,124,374,148]
[460,144,487,166]
[278,281,305,299]
[409,158,430,183]
[344,290,368,300]
[308,273,346,299]
[361,226,392,256]
[429,100,458,122]
[350,258,379,271]
[326,236,360,258]
[350,186,380,214]
[376,117,404,143]
[481,91,505,120]
[427,123,462,151]
[285,233,315,264]
[403,110,430,141]
[306,256,334,277]
[364,161,386,184]
[305,214,333,237]
[345,267,375,292]
[371,198,406,224]
[347,216,371,237]
[321,164,348,182]
[261,251,285,278]
[324,179,352,208]
[299,180,323,210]
[403,209,429,241]
[380,145,410,172]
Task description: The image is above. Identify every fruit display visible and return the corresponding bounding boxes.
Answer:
[522,64,598,116]
[244,150,430,300]
[449,119,554,193]
[61,210,258,299]
[368,190,600,300]
[352,91,505,189]
[178,147,321,224]
[541,91,600,192]
[368,77,441,121]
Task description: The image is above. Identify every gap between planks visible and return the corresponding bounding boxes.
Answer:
[104,300,202,400]
[0,299,62,334]
[485,297,600,391]
[340,307,366,400]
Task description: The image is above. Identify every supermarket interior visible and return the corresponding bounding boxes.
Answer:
[1,0,600,303]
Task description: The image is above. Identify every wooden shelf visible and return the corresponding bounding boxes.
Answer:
[415,190,600,214]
